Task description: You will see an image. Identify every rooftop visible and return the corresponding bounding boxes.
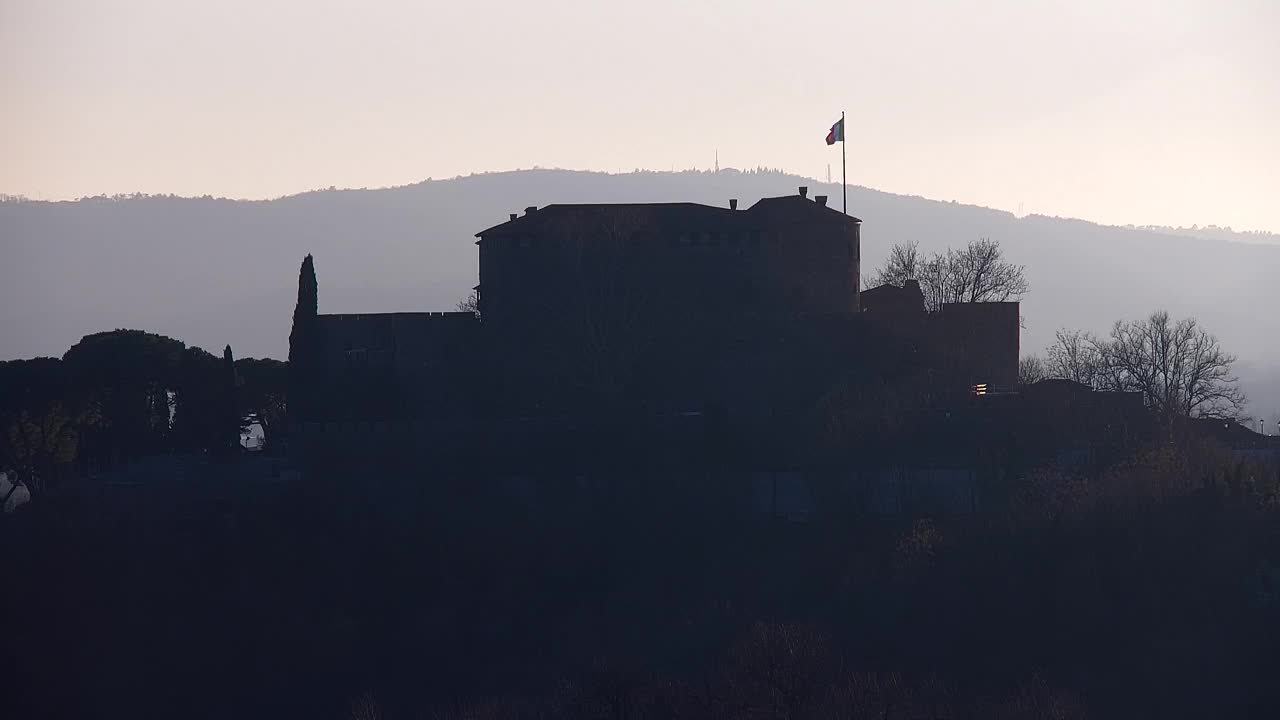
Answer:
[476,189,861,237]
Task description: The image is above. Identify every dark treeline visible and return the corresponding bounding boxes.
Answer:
[4,422,1280,718]
[0,329,287,493]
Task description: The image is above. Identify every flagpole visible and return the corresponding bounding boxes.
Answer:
[841,111,847,215]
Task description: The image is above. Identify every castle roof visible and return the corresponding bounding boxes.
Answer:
[475,192,860,237]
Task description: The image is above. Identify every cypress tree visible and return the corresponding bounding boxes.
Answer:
[288,255,318,365]
[288,254,318,422]
[222,344,240,454]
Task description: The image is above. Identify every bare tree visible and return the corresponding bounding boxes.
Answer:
[869,241,922,289]
[933,238,1030,306]
[1045,329,1105,387]
[456,289,480,318]
[1097,310,1245,419]
[870,238,1028,312]
[1048,311,1246,419]
[1018,355,1048,386]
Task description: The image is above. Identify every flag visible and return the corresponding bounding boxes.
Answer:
[825,117,844,145]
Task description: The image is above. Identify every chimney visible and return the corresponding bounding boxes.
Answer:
[798,186,808,199]
[729,198,738,210]
[814,195,828,207]
[509,213,518,221]
[525,206,538,215]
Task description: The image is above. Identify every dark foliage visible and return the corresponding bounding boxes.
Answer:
[236,357,288,449]
[0,357,81,492]
[1,330,283,493]
[61,329,185,467]
[4,432,1279,719]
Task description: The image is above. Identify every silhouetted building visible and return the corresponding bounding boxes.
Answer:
[968,378,1150,468]
[472,189,871,413]
[314,311,479,420]
[860,278,924,315]
[476,191,861,329]
[861,278,1020,390]
[302,188,1020,425]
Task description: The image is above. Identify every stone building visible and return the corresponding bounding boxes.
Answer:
[472,188,868,413]
[860,277,1020,390]
[476,188,861,328]
[306,187,1020,422]
[312,311,479,420]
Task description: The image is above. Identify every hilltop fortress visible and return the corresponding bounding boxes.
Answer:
[305,187,1019,425]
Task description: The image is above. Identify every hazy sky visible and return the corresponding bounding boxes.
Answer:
[3,0,1277,232]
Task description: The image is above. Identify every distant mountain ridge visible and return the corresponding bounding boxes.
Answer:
[3,168,1277,416]
[1122,224,1280,246]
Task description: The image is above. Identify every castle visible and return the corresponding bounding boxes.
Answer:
[306,187,1019,426]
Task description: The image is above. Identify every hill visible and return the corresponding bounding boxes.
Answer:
[3,168,1277,417]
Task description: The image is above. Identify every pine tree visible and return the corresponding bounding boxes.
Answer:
[288,254,318,422]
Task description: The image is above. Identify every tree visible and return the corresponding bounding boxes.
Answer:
[1048,311,1245,419]
[3,405,81,494]
[1018,355,1048,386]
[171,346,223,453]
[869,240,922,289]
[236,358,288,451]
[288,254,319,421]
[456,289,480,318]
[871,239,1028,312]
[0,357,98,490]
[149,383,171,439]
[62,330,185,465]
[1045,329,1104,387]
[1098,310,1245,419]
[218,345,242,454]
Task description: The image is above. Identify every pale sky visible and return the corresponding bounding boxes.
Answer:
[3,0,1277,232]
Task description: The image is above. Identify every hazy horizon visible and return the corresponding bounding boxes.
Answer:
[9,166,1280,245]
[4,0,1277,234]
